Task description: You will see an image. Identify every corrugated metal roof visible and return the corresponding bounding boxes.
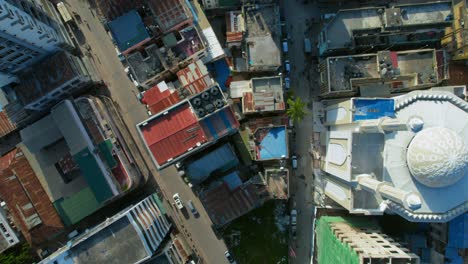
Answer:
[243,92,254,112]
[186,144,239,185]
[227,32,243,43]
[141,103,207,165]
[0,112,16,137]
[177,60,213,95]
[200,107,239,141]
[229,80,251,98]
[0,149,16,172]
[143,82,181,115]
[202,27,225,62]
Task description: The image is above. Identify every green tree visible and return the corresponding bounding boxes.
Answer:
[286,97,308,123]
[0,243,37,264]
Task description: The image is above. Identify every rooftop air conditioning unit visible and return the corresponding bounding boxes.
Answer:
[214,99,224,109]
[205,103,215,113]
[201,92,210,101]
[192,97,202,106]
[197,108,206,117]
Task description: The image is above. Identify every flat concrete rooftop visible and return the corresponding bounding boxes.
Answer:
[322,1,452,51]
[71,217,148,264]
[325,49,439,93]
[244,4,281,70]
[328,55,379,92]
[127,44,164,84]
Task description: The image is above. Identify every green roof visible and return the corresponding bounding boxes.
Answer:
[316,217,379,264]
[98,139,117,169]
[53,187,101,226]
[73,147,114,203]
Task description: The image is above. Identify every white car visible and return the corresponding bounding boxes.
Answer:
[172,193,184,209]
[291,155,298,169]
[224,251,236,264]
[124,67,139,87]
[291,209,297,226]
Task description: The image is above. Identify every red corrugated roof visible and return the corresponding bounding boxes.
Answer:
[243,92,254,112]
[0,148,16,172]
[390,51,398,68]
[141,103,207,165]
[227,32,243,43]
[0,111,16,137]
[142,84,181,115]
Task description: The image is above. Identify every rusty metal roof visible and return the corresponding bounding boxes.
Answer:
[140,103,207,165]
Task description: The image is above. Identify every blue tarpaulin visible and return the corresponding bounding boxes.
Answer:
[258,126,287,160]
[207,59,230,91]
[353,98,395,121]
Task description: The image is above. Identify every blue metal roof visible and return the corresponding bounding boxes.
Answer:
[223,171,242,191]
[186,144,239,185]
[108,10,150,52]
[352,98,395,121]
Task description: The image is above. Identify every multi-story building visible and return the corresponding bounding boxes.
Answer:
[12,51,94,112]
[240,3,281,72]
[0,0,73,85]
[19,98,138,226]
[229,76,285,114]
[318,1,453,57]
[319,49,449,99]
[319,86,467,222]
[137,84,239,169]
[0,148,65,247]
[441,0,468,61]
[0,206,20,253]
[315,216,420,264]
[39,194,172,264]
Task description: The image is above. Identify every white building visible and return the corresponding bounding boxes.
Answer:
[40,194,172,264]
[0,206,20,253]
[0,0,73,85]
[321,86,468,222]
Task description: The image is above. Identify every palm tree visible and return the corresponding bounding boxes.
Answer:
[287,97,308,123]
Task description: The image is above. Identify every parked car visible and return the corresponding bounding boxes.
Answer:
[187,200,199,217]
[284,60,291,73]
[284,77,290,90]
[282,41,288,53]
[172,193,184,209]
[291,209,297,226]
[124,67,139,87]
[292,155,298,169]
[224,251,237,264]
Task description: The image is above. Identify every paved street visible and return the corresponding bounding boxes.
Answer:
[281,0,322,263]
[63,1,229,263]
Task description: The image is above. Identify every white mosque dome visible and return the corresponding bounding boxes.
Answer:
[407,127,467,188]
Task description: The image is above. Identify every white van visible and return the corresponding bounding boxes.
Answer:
[282,41,288,53]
